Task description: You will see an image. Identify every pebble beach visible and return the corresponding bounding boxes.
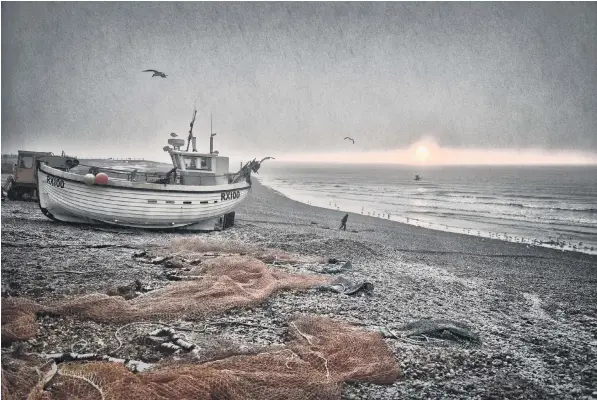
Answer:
[2,179,597,399]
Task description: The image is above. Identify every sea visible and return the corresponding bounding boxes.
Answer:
[256,163,597,255]
[3,160,595,255]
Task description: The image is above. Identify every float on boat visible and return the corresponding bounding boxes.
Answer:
[36,112,271,231]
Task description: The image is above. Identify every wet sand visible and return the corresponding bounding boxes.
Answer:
[1,180,596,399]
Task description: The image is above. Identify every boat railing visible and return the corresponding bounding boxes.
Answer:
[77,164,248,185]
[77,164,171,183]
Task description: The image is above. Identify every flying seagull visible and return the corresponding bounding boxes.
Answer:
[344,137,355,144]
[142,69,167,78]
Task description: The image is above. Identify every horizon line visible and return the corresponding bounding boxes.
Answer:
[265,160,597,167]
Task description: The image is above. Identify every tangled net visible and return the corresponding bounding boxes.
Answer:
[1,255,400,399]
[2,256,330,341]
[2,314,400,399]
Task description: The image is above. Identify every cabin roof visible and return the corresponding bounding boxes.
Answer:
[169,150,220,157]
[17,150,53,156]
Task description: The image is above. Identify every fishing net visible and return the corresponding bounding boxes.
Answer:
[1,255,400,398]
[1,298,44,344]
[2,255,330,340]
[1,314,399,399]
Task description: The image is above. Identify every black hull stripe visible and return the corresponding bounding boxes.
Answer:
[39,166,251,194]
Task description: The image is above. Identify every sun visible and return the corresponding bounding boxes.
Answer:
[415,145,429,162]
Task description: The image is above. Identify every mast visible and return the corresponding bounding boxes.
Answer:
[186,108,197,152]
[210,113,216,154]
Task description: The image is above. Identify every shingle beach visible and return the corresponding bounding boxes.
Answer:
[1,179,596,399]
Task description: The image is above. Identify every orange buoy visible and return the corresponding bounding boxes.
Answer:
[95,172,109,185]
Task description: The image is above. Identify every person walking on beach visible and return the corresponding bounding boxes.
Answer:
[339,213,348,231]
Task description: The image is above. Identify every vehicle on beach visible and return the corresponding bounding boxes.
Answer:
[36,113,271,231]
[2,150,79,201]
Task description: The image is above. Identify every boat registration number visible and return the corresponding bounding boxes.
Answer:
[221,190,241,201]
[47,176,65,188]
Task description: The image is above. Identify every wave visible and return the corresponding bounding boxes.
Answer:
[503,203,597,213]
[279,182,596,213]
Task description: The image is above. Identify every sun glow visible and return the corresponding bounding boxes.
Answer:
[415,145,429,162]
[276,136,597,165]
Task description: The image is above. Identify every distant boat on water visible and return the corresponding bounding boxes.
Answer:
[414,174,421,181]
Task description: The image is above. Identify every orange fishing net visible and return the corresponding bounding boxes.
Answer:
[2,315,399,399]
[1,255,400,399]
[2,255,329,339]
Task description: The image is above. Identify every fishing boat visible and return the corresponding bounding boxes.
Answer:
[36,111,271,231]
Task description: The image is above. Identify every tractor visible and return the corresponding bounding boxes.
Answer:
[2,150,79,201]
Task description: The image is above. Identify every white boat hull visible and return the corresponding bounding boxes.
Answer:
[37,163,250,231]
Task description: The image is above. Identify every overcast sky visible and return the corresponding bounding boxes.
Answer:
[2,2,596,161]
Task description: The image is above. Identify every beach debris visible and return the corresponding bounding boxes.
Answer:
[318,276,374,296]
[378,326,399,339]
[45,352,154,373]
[150,255,173,265]
[397,319,481,344]
[132,250,147,258]
[326,258,351,268]
[148,327,199,354]
[306,260,352,274]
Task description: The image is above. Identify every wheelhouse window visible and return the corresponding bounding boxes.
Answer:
[183,156,210,170]
[18,155,34,168]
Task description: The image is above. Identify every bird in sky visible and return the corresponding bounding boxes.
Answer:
[142,69,167,78]
[170,132,178,137]
[344,137,355,144]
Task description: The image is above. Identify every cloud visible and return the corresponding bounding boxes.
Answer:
[2,2,596,160]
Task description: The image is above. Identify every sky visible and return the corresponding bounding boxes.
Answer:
[2,2,597,165]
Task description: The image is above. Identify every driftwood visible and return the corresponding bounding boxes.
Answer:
[149,327,199,353]
[44,353,153,373]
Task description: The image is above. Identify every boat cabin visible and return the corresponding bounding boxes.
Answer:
[169,150,229,186]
